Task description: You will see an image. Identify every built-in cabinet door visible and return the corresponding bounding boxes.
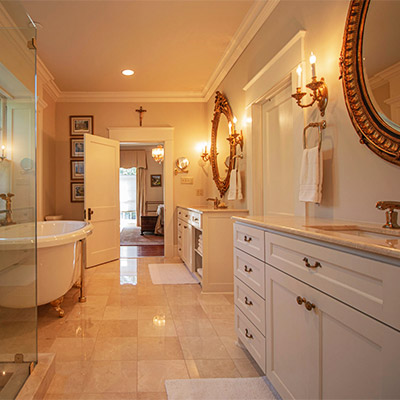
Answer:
[182,222,192,269]
[266,266,400,400]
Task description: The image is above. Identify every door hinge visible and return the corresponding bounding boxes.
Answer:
[27,38,37,50]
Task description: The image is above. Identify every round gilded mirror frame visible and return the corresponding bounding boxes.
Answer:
[340,0,400,165]
[210,91,237,197]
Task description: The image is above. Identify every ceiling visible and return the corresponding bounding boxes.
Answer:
[20,0,267,99]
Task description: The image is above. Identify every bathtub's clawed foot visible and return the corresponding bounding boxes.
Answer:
[79,295,87,303]
[73,280,82,289]
[50,296,65,318]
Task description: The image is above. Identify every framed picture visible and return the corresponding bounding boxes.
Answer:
[70,116,93,135]
[151,174,162,187]
[70,138,84,158]
[71,182,84,202]
[71,160,84,180]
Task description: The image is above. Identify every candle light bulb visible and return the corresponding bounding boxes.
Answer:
[309,52,316,65]
[296,64,302,88]
[233,117,237,124]
[310,52,316,77]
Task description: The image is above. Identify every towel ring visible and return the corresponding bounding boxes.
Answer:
[303,120,326,150]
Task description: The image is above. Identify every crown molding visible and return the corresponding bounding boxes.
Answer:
[57,91,206,103]
[37,57,61,102]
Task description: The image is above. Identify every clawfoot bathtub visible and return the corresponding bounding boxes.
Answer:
[0,221,93,316]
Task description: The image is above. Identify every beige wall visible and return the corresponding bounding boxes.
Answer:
[54,102,208,220]
[205,0,400,224]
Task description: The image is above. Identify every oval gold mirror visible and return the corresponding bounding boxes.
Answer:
[210,91,236,197]
[341,0,400,165]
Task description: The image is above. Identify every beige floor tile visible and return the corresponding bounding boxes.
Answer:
[138,318,177,337]
[44,394,84,399]
[107,295,137,307]
[224,293,235,305]
[200,304,234,319]
[82,295,109,308]
[137,295,169,306]
[138,360,188,392]
[56,319,101,338]
[137,285,166,296]
[221,336,251,359]
[138,337,183,360]
[137,306,172,320]
[81,394,137,399]
[179,336,230,360]
[186,359,241,378]
[174,319,217,337]
[109,285,138,297]
[103,305,138,320]
[97,320,138,337]
[210,318,236,338]
[84,360,137,393]
[38,337,56,353]
[46,361,91,394]
[198,293,231,306]
[49,337,96,361]
[138,392,167,399]
[184,359,200,379]
[92,337,138,361]
[170,305,208,319]
[65,305,106,321]
[233,358,263,377]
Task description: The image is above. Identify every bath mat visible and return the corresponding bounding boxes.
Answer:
[149,263,199,285]
[165,377,277,400]
[120,226,164,246]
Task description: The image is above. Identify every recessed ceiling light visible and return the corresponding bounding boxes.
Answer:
[122,69,134,76]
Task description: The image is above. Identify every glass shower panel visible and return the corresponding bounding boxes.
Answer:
[0,1,37,398]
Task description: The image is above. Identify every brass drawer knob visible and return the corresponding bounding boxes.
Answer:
[244,235,252,243]
[244,328,253,339]
[296,296,305,305]
[244,265,253,273]
[296,296,316,311]
[303,257,322,269]
[305,301,316,311]
[244,296,253,306]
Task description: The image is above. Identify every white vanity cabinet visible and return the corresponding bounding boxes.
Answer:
[233,219,400,400]
[177,206,248,292]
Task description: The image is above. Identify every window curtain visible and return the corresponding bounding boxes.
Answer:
[136,168,146,227]
[120,150,147,227]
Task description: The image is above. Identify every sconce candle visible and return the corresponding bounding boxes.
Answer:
[0,145,5,161]
[296,64,302,88]
[310,52,317,77]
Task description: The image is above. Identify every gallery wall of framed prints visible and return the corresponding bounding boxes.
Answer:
[69,116,93,202]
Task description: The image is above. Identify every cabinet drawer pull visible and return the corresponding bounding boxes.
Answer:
[303,257,321,269]
[296,296,316,311]
[193,218,199,221]
[244,296,253,306]
[178,235,181,239]
[244,328,253,339]
[244,235,252,243]
[184,226,187,229]
[185,214,188,217]
[178,248,181,251]
[244,265,253,273]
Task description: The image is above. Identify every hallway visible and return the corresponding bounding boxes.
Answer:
[38,253,261,399]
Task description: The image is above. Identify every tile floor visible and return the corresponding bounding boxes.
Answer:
[38,252,262,399]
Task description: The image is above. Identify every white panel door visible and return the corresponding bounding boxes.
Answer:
[84,134,120,267]
[262,85,294,215]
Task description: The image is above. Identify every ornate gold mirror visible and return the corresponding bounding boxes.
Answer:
[210,91,237,197]
[341,0,400,165]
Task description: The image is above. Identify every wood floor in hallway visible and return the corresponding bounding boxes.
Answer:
[38,254,262,399]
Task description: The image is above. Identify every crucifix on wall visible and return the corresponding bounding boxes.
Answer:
[135,106,147,127]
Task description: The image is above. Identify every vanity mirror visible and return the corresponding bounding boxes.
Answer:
[210,91,237,197]
[341,0,400,165]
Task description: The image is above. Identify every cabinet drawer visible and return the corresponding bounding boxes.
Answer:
[234,248,265,299]
[189,211,201,230]
[235,307,265,373]
[234,278,265,335]
[234,223,265,261]
[265,232,400,331]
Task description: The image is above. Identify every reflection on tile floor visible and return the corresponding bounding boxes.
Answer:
[37,254,262,399]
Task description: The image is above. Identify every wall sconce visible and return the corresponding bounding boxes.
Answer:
[200,143,210,162]
[0,145,7,162]
[227,129,243,150]
[292,53,328,117]
[152,145,164,164]
[174,157,189,175]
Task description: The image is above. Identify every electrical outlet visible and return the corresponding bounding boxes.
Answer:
[181,177,193,184]
[196,189,204,196]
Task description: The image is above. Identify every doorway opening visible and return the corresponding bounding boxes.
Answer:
[119,144,164,257]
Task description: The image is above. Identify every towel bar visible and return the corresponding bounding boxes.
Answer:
[303,120,326,150]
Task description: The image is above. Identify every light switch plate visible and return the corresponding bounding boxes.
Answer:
[181,177,193,184]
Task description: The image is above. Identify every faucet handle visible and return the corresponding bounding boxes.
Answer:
[376,201,400,229]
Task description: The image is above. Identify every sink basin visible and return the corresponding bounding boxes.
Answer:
[305,225,400,241]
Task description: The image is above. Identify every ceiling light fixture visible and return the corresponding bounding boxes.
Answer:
[122,69,134,76]
[152,145,164,164]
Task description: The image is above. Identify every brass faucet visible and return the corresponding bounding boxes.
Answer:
[376,201,400,229]
[0,193,15,226]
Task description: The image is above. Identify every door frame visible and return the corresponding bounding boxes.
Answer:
[108,127,174,258]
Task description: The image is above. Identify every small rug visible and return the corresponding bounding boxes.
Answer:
[120,226,164,246]
[149,263,199,285]
[165,377,277,400]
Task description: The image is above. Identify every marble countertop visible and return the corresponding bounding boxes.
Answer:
[232,215,400,260]
[178,205,249,214]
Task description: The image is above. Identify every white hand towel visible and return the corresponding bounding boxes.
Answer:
[227,169,237,200]
[299,146,323,204]
[236,164,243,200]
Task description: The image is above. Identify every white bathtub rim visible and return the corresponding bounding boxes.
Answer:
[0,221,93,249]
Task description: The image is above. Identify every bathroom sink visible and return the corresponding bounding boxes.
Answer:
[305,225,400,241]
